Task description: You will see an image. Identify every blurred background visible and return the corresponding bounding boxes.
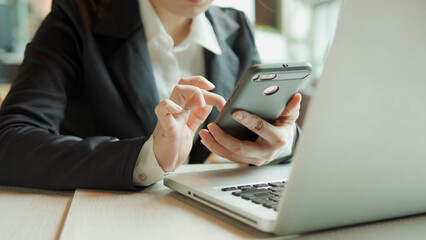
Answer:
[0,0,342,113]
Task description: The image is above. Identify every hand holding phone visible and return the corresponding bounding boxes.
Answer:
[199,62,309,165]
[214,62,311,141]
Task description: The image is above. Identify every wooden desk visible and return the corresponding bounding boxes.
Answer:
[59,164,273,240]
[1,164,426,240]
[59,164,426,240]
[0,186,73,240]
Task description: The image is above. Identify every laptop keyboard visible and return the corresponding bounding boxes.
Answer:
[221,181,286,211]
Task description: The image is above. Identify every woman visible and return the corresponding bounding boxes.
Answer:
[0,0,301,190]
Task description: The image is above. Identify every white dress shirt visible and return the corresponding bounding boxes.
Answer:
[133,0,295,186]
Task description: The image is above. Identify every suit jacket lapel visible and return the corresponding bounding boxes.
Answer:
[107,29,159,135]
[93,0,159,135]
[92,1,242,134]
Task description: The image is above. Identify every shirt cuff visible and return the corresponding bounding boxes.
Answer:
[133,135,166,186]
[271,123,297,161]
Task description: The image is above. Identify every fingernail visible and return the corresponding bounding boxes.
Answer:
[199,130,208,139]
[207,81,215,89]
[174,104,183,111]
[199,131,205,139]
[207,123,216,133]
[233,111,243,121]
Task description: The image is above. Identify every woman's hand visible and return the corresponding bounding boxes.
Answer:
[153,76,225,172]
[199,93,302,166]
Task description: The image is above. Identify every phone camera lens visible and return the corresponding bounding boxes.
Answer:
[263,85,279,95]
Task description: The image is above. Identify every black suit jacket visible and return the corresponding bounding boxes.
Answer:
[0,0,261,190]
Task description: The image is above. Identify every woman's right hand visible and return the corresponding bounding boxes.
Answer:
[152,76,225,172]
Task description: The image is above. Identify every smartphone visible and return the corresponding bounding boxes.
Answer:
[214,62,312,141]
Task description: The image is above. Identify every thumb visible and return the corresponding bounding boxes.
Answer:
[275,93,302,126]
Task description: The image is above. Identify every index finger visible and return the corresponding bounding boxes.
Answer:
[179,76,215,91]
[231,110,285,144]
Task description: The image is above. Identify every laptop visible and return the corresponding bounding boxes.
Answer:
[164,0,426,235]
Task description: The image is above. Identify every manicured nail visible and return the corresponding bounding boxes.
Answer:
[175,104,183,111]
[199,131,206,139]
[233,111,243,121]
[199,130,209,139]
[207,123,216,133]
[207,81,215,89]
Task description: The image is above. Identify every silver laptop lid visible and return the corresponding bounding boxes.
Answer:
[276,0,426,235]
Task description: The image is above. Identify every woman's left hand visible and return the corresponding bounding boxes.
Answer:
[199,93,302,166]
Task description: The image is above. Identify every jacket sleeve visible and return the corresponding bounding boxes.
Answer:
[0,3,144,191]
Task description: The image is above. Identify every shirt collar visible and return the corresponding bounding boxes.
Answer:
[139,0,222,55]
